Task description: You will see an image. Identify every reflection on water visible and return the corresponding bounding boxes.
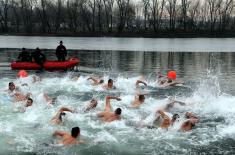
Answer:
[1,49,235,154]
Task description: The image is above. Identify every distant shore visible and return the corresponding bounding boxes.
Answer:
[1,30,235,38]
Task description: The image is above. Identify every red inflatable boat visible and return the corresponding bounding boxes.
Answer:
[11,58,79,70]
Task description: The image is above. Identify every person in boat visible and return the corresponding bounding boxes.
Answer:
[84,99,98,112]
[97,96,122,122]
[87,77,104,86]
[17,48,31,62]
[32,47,46,70]
[53,127,84,145]
[103,79,116,89]
[51,107,74,125]
[56,41,67,62]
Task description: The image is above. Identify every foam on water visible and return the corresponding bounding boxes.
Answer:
[0,69,235,154]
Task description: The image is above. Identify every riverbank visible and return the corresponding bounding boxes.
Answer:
[1,30,235,38]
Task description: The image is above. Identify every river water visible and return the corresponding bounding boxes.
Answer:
[0,37,235,154]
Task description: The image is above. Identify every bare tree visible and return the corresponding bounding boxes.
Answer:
[88,0,96,31]
[166,0,178,30]
[180,0,191,30]
[0,0,11,32]
[149,0,166,32]
[142,0,149,30]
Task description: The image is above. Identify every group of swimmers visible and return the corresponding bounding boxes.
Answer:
[4,71,199,145]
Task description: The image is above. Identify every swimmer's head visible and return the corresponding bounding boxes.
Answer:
[167,78,173,83]
[139,95,145,102]
[26,98,33,107]
[172,114,180,122]
[115,108,122,115]
[60,41,63,45]
[108,79,113,87]
[99,79,104,84]
[8,82,15,91]
[71,127,80,138]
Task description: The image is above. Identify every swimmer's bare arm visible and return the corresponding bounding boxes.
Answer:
[87,77,99,84]
[85,101,97,112]
[164,100,186,111]
[185,112,199,121]
[135,80,147,88]
[53,131,68,137]
[52,107,74,120]
[104,96,121,112]
[157,110,170,120]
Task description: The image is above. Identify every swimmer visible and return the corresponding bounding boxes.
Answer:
[7,82,19,93]
[26,97,33,107]
[14,92,31,102]
[84,99,98,112]
[180,112,199,131]
[51,107,74,125]
[87,77,104,85]
[103,79,116,89]
[52,127,84,145]
[159,78,184,87]
[131,80,148,108]
[131,94,145,108]
[43,93,57,105]
[135,80,147,88]
[97,96,122,122]
[155,110,199,131]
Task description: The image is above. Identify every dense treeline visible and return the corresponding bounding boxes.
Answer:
[0,0,235,37]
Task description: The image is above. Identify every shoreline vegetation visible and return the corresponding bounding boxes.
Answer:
[1,30,235,38]
[0,1,235,39]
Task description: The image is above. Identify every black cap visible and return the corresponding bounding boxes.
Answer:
[60,41,63,44]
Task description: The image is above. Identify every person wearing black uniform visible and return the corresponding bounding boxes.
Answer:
[18,48,31,62]
[32,47,46,70]
[56,41,67,62]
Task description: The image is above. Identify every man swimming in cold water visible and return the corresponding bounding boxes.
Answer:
[154,101,199,131]
[131,80,147,108]
[103,79,116,89]
[97,96,122,122]
[84,99,98,112]
[51,107,74,125]
[7,82,19,94]
[53,127,84,145]
[87,77,104,86]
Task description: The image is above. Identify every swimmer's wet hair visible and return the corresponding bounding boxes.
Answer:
[139,95,145,100]
[71,127,80,138]
[27,98,33,103]
[172,114,180,121]
[99,79,104,84]
[9,82,14,86]
[108,79,113,83]
[115,108,122,115]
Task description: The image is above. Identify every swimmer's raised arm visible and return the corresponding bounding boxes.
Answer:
[104,96,121,112]
[87,77,99,83]
[156,110,170,120]
[136,80,147,87]
[59,107,74,113]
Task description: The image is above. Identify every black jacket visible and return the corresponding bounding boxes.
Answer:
[56,45,67,56]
